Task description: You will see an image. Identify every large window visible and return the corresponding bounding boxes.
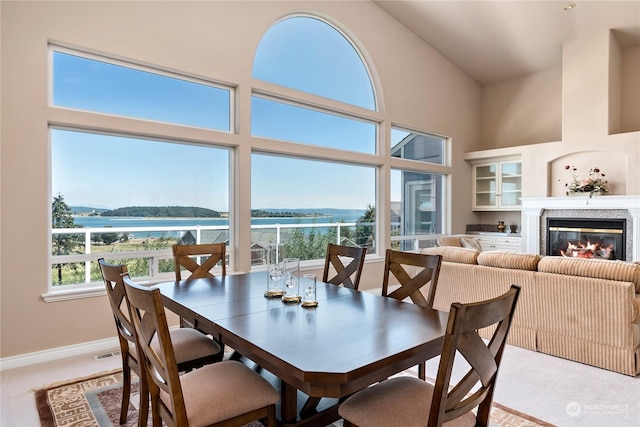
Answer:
[251,154,376,262]
[51,129,229,286]
[50,47,232,288]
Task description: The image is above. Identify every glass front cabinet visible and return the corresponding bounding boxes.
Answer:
[472,160,522,210]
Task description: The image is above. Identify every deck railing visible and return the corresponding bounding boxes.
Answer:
[51,221,437,285]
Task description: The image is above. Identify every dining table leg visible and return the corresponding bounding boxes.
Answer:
[281,381,298,423]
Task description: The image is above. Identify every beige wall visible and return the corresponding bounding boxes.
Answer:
[472,28,639,208]
[0,1,481,358]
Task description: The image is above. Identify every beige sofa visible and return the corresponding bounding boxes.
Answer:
[421,246,640,376]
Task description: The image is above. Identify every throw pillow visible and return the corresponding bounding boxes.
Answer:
[460,237,482,251]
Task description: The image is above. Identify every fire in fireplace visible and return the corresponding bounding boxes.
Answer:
[546,218,626,261]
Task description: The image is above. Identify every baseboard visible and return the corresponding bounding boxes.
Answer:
[0,337,120,371]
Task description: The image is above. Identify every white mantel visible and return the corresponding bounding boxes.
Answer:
[521,195,640,262]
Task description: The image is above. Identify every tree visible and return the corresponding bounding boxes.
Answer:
[52,194,82,284]
[355,204,375,249]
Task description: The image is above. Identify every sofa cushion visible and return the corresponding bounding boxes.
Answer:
[421,246,479,264]
[477,251,541,271]
[537,257,640,292]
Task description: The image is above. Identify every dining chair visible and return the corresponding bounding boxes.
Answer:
[172,243,226,330]
[173,242,226,280]
[381,249,443,380]
[122,274,279,427]
[322,243,367,290]
[98,258,224,426]
[339,285,521,427]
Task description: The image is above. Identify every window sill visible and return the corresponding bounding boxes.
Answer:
[42,285,107,302]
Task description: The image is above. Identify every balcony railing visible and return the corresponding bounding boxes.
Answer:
[51,221,439,286]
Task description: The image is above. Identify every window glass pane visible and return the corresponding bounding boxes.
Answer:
[51,128,229,286]
[391,169,444,251]
[251,153,376,263]
[391,128,446,165]
[253,16,375,110]
[53,50,231,131]
[252,96,376,154]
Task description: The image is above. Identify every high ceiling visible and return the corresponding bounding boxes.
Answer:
[374,1,640,84]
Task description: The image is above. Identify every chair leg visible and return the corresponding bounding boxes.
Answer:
[418,361,426,380]
[137,372,149,427]
[263,404,277,427]
[120,366,131,424]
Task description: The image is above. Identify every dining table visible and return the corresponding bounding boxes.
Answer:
[154,271,449,427]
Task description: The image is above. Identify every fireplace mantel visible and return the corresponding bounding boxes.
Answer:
[521,195,640,262]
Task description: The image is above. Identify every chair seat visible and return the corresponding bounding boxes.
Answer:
[128,328,222,366]
[166,327,222,365]
[160,360,280,427]
[339,376,476,427]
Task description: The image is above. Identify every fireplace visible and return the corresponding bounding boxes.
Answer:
[546,218,626,260]
[521,195,640,262]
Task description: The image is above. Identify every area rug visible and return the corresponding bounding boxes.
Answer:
[35,369,554,427]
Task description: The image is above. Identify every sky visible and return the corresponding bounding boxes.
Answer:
[51,16,406,212]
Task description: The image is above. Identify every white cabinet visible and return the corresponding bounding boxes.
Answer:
[475,235,522,252]
[472,160,522,211]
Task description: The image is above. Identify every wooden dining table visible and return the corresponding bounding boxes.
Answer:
[154,271,449,427]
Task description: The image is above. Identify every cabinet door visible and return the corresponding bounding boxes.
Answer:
[499,162,522,208]
[473,164,498,209]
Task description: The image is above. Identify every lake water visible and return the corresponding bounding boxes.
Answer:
[73,211,366,238]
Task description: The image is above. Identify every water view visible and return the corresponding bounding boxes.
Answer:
[72,209,366,238]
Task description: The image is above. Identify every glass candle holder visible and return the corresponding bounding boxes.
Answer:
[265,243,285,297]
[301,273,318,307]
[282,257,301,303]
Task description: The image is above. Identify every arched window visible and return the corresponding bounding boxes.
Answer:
[253,16,375,110]
[251,16,377,154]
[250,15,378,259]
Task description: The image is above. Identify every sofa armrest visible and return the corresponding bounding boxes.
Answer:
[633,296,640,323]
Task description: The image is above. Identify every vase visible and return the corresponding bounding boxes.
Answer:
[497,221,506,233]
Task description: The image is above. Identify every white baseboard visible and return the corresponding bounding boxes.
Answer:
[0,337,120,371]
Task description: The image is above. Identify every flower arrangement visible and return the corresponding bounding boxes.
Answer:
[564,165,610,198]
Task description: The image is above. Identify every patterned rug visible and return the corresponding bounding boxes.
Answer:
[34,369,554,427]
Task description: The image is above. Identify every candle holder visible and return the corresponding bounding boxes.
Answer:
[265,243,285,298]
[301,274,318,307]
[282,257,301,303]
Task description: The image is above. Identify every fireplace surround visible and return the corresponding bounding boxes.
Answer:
[521,195,640,262]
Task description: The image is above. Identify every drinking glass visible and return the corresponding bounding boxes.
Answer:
[283,257,300,301]
[302,274,318,307]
